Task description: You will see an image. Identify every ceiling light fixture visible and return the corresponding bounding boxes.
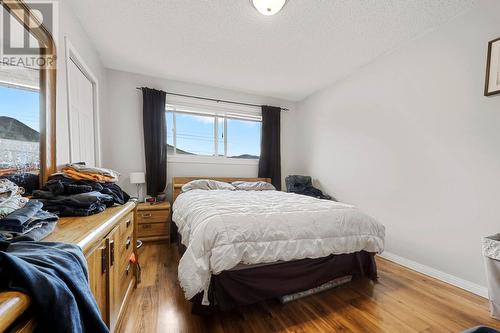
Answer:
[252,0,287,16]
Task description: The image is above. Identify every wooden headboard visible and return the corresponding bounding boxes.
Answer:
[172,177,272,202]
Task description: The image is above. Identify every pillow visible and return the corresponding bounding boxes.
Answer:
[232,181,276,191]
[181,179,235,193]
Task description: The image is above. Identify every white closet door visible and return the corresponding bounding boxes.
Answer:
[68,58,95,166]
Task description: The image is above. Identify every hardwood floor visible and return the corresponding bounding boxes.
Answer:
[118,243,500,333]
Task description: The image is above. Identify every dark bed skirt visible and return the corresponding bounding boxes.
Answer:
[177,235,378,313]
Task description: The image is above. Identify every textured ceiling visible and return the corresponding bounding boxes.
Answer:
[67,0,476,101]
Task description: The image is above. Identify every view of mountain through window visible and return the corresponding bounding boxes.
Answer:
[0,85,40,176]
[167,108,261,159]
[0,13,42,177]
[227,118,261,159]
[176,113,215,156]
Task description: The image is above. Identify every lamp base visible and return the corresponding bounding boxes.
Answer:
[135,184,143,202]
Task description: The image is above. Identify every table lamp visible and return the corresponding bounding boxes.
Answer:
[130,172,145,201]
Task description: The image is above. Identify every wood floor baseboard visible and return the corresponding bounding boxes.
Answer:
[379,251,489,299]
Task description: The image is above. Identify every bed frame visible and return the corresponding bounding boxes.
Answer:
[172,177,272,202]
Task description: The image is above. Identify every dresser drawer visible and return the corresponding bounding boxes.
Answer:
[118,234,134,270]
[137,210,169,224]
[120,261,134,302]
[137,222,168,238]
[118,216,134,266]
[119,217,134,246]
[119,213,134,237]
[115,258,134,316]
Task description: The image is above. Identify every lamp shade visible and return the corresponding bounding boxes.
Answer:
[252,0,287,16]
[130,172,145,184]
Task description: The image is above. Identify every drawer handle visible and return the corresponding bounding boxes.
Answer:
[142,224,152,229]
[125,237,131,250]
[109,240,115,266]
[126,263,131,276]
[101,246,107,274]
[141,213,152,218]
[126,219,131,228]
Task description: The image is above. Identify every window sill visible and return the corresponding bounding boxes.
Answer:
[167,155,259,166]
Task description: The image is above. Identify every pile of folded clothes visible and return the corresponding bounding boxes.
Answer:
[0,179,28,219]
[32,163,130,217]
[0,179,58,241]
[0,200,58,241]
[1,172,39,194]
[62,163,119,183]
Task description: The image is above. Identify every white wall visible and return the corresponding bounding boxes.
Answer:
[291,0,500,289]
[102,69,296,197]
[55,1,107,165]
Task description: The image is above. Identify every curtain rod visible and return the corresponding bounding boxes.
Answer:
[136,87,289,112]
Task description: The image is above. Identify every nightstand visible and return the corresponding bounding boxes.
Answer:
[136,201,170,242]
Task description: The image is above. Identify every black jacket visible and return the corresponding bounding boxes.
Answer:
[0,241,109,333]
[285,175,335,201]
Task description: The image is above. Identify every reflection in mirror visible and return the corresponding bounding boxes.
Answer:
[0,7,42,192]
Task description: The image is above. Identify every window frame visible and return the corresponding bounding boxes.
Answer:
[166,99,262,165]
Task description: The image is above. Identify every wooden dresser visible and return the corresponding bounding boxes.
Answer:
[0,202,137,333]
[136,202,170,242]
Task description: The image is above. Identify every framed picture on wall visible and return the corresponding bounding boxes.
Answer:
[485,37,500,96]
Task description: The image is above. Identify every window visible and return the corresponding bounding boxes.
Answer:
[166,104,262,160]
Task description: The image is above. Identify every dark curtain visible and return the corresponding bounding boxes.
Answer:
[258,106,282,190]
[141,88,167,196]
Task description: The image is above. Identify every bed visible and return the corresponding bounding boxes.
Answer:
[171,177,385,312]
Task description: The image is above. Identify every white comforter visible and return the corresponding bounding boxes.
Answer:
[173,190,385,301]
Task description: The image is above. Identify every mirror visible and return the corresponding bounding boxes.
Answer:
[0,0,56,190]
